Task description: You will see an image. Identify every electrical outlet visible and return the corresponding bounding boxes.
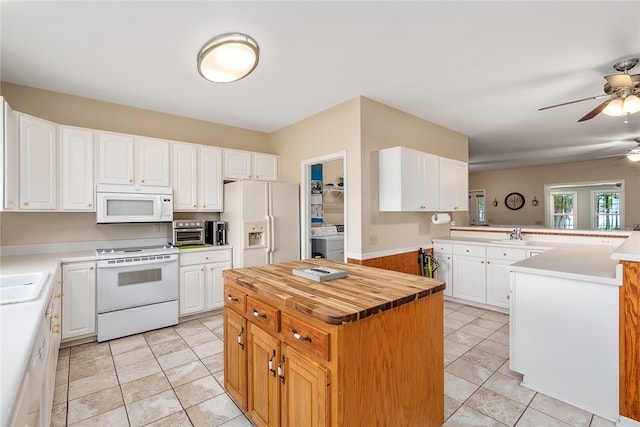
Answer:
[369,235,378,245]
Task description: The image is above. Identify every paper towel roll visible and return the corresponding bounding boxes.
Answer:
[431,213,451,225]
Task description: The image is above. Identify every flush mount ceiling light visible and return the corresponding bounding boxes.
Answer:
[197,33,259,83]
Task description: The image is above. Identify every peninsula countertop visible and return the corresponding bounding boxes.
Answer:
[223,259,445,325]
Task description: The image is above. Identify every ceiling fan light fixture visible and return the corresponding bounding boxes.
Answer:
[602,97,625,117]
[627,149,640,162]
[623,94,640,114]
[197,33,259,83]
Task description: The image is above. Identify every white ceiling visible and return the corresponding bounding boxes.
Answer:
[2,1,639,172]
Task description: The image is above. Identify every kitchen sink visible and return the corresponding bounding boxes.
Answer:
[491,239,530,245]
[0,272,48,305]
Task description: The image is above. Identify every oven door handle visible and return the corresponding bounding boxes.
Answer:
[96,256,178,269]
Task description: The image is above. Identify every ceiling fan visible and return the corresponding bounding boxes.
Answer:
[539,57,640,122]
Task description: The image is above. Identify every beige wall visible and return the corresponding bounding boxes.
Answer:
[470,158,640,229]
[359,97,468,253]
[269,97,362,250]
[1,83,270,150]
[0,82,270,246]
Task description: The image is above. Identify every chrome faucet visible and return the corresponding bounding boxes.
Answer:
[510,228,522,240]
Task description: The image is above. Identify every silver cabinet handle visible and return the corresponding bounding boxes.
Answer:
[253,309,267,319]
[292,328,312,342]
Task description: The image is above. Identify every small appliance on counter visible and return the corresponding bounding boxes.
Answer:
[172,219,205,246]
[205,221,227,246]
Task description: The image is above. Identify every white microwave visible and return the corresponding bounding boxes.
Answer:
[96,184,173,223]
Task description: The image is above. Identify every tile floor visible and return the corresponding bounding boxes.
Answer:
[51,301,615,426]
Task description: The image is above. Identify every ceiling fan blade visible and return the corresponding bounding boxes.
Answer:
[577,98,613,122]
[605,74,633,88]
[538,94,609,111]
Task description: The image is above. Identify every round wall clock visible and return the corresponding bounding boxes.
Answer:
[505,192,525,210]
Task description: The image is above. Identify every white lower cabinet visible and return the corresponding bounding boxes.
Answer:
[61,262,96,340]
[433,242,453,297]
[180,248,232,316]
[441,241,530,311]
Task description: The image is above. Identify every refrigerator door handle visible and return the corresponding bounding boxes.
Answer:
[268,215,275,253]
[266,215,274,253]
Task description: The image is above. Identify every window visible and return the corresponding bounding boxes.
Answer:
[468,190,485,225]
[592,191,621,230]
[550,192,576,229]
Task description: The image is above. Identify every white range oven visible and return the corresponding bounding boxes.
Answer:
[96,244,179,342]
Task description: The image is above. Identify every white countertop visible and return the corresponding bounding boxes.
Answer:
[610,231,640,262]
[433,236,624,286]
[0,250,93,426]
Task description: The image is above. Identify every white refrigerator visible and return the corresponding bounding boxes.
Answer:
[221,180,300,268]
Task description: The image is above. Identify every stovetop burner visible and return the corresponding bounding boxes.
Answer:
[96,244,178,259]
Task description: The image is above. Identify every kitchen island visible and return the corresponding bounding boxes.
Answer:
[223,259,445,427]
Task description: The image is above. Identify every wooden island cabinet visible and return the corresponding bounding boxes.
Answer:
[223,259,445,427]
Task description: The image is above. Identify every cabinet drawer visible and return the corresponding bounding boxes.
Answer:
[224,284,247,313]
[486,246,527,261]
[433,242,452,253]
[281,313,329,361]
[180,249,231,266]
[453,244,485,257]
[246,296,280,333]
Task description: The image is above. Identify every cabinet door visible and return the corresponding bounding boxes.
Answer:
[452,255,486,303]
[281,344,330,427]
[224,149,252,180]
[136,137,169,186]
[224,309,248,410]
[61,262,96,340]
[172,142,199,211]
[378,146,438,212]
[434,252,453,297]
[60,126,95,211]
[205,261,231,310]
[248,324,280,427]
[19,114,57,210]
[439,157,468,211]
[200,146,223,211]
[253,153,278,182]
[2,99,19,210]
[98,132,134,184]
[417,151,439,211]
[486,259,513,309]
[179,264,205,315]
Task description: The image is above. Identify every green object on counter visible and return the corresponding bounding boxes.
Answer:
[177,245,210,250]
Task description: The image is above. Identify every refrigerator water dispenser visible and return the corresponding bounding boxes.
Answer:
[244,221,267,248]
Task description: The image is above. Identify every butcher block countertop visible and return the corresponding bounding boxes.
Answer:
[222,259,445,325]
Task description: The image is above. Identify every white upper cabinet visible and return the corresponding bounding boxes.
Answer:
[224,149,252,180]
[223,149,278,181]
[172,142,223,211]
[60,126,95,211]
[18,113,58,210]
[172,142,199,210]
[98,132,169,186]
[136,137,170,186]
[379,146,468,212]
[98,131,134,185]
[199,146,223,211]
[439,157,468,211]
[2,98,19,211]
[253,152,278,181]
[379,146,439,212]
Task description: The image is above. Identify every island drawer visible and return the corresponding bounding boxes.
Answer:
[247,296,280,333]
[224,284,247,313]
[433,242,452,253]
[453,244,485,257]
[486,246,527,261]
[281,313,329,361]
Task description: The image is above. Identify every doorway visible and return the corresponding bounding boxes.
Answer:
[300,151,347,260]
